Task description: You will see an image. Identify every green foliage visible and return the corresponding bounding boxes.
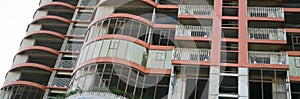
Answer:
[55,94,66,99]
[109,87,125,96]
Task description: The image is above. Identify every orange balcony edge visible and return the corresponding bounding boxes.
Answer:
[75,57,171,74]
[290,76,300,82]
[25,30,65,39]
[31,15,71,24]
[10,63,53,72]
[172,60,211,66]
[18,46,60,55]
[287,51,300,56]
[38,1,76,10]
[175,36,211,41]
[248,39,287,44]
[247,63,289,69]
[1,81,46,90]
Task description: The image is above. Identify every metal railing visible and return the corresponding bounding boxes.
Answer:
[173,48,210,61]
[58,60,76,68]
[75,13,92,20]
[51,77,71,87]
[176,25,212,37]
[248,51,288,65]
[178,5,214,16]
[80,0,98,6]
[248,7,284,18]
[66,92,127,99]
[63,43,82,52]
[248,28,286,40]
[70,27,87,36]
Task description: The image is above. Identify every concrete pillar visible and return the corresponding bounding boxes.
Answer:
[209,66,220,99]
[238,67,248,99]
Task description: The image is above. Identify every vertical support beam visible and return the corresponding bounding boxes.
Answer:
[238,0,248,66]
[238,67,249,99]
[209,0,222,98]
[209,66,220,99]
[211,0,222,65]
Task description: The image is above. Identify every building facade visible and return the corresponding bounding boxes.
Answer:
[1,0,300,99]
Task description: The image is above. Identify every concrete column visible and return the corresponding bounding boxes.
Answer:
[209,66,220,99]
[238,67,248,99]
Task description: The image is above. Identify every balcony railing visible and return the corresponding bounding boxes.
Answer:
[63,43,82,52]
[248,7,284,18]
[178,5,214,16]
[248,51,288,65]
[176,25,212,37]
[75,12,92,20]
[79,0,98,6]
[70,27,87,36]
[173,48,210,61]
[58,60,76,68]
[66,92,127,99]
[51,77,71,87]
[248,28,286,40]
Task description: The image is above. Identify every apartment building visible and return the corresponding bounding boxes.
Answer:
[0,0,300,99]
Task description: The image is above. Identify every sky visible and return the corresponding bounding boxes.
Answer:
[0,1,38,85]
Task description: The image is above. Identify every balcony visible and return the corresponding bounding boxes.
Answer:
[248,7,284,18]
[58,60,76,68]
[66,92,127,99]
[63,43,82,52]
[248,51,288,65]
[51,77,71,87]
[173,48,210,61]
[176,25,212,37]
[178,5,214,16]
[248,28,286,40]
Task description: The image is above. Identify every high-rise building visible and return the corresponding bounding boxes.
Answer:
[1,0,300,99]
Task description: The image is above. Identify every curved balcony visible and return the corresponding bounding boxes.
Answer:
[87,13,176,46]
[39,0,78,6]
[21,30,65,51]
[0,81,45,99]
[14,46,59,68]
[70,63,170,99]
[34,2,76,20]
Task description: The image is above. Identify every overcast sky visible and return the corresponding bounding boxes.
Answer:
[0,1,38,85]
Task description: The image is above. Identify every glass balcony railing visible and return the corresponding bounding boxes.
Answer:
[51,77,71,87]
[248,7,284,18]
[248,28,286,40]
[248,51,288,65]
[63,43,82,52]
[178,5,214,16]
[176,25,212,37]
[66,92,127,99]
[173,48,211,61]
[58,60,76,68]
